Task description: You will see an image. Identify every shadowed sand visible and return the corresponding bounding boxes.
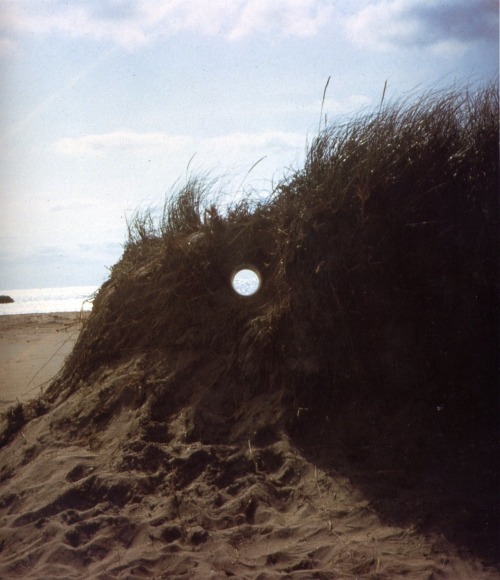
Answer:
[0,313,85,414]
[0,309,497,579]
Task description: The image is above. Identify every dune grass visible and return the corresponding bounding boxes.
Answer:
[34,82,496,441]
[0,82,494,567]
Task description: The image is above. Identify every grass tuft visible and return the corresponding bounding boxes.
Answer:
[43,83,497,441]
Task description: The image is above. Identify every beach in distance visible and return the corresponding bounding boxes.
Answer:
[0,312,85,414]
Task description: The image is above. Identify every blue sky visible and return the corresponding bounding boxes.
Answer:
[0,0,498,289]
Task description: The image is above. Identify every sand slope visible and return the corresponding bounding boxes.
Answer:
[0,347,498,579]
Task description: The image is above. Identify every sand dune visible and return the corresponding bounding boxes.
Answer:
[0,334,497,579]
[0,335,497,578]
[0,86,498,578]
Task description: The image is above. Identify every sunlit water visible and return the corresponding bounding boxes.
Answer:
[232,268,261,296]
[0,271,261,316]
[0,286,98,315]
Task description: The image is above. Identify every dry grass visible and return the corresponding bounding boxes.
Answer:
[2,82,498,565]
[41,83,497,441]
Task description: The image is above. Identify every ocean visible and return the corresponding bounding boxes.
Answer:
[0,286,99,316]
[0,269,260,316]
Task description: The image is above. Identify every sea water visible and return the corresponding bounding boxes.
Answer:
[0,269,261,316]
[0,286,99,316]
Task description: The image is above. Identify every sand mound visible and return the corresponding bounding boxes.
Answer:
[0,85,498,578]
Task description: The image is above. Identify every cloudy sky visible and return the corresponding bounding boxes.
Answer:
[0,0,498,289]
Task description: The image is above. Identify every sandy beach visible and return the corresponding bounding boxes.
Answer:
[0,313,85,414]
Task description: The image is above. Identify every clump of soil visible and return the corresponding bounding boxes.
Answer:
[0,85,498,578]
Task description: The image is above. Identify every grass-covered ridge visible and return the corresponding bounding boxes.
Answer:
[57,83,498,401]
[45,81,497,471]
[2,82,498,567]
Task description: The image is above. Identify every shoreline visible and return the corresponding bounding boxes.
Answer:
[0,312,87,413]
[0,310,89,322]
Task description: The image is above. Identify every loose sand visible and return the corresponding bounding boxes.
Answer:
[0,312,498,578]
[0,313,85,414]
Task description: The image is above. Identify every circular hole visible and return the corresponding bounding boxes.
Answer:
[231,267,261,296]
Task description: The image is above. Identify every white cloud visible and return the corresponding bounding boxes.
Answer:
[54,130,304,158]
[54,131,194,156]
[345,0,498,52]
[140,0,243,37]
[206,131,304,153]
[1,0,334,48]
[228,0,333,40]
[346,1,418,52]
[1,1,150,47]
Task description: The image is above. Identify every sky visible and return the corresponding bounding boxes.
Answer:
[0,0,498,290]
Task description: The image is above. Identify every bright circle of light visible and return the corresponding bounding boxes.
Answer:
[231,267,261,296]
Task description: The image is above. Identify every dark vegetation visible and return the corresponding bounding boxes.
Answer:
[8,84,500,563]
[0,402,25,448]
